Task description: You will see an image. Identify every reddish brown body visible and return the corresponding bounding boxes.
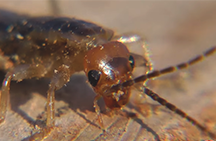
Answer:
[84,41,134,109]
[0,11,151,140]
[0,15,113,75]
[0,10,216,140]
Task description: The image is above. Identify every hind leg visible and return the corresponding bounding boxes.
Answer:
[0,64,49,124]
[0,64,71,140]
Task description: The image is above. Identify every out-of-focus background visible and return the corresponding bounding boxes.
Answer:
[0,1,216,141]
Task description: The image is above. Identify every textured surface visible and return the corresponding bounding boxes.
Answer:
[0,1,216,141]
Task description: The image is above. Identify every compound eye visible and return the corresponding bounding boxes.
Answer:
[88,70,101,87]
[129,55,135,69]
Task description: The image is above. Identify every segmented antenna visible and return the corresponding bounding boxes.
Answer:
[136,46,216,84]
[108,46,216,139]
[144,87,216,139]
[110,46,216,90]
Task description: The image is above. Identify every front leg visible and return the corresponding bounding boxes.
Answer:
[0,63,71,140]
[93,94,105,131]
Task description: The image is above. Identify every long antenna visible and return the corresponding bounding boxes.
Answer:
[144,87,216,139]
[107,46,216,139]
[109,46,216,91]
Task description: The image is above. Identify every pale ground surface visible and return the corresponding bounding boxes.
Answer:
[0,1,216,141]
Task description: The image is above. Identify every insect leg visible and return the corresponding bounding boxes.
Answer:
[0,64,49,124]
[29,64,71,140]
[114,33,153,104]
[93,94,105,131]
[46,64,71,127]
[113,33,153,72]
[0,73,12,123]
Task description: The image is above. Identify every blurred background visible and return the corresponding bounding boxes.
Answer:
[0,1,216,140]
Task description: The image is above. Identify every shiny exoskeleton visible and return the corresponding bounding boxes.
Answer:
[0,11,216,140]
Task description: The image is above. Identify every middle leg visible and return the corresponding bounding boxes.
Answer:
[29,64,71,140]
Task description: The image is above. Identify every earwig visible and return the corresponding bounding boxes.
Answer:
[0,10,215,140]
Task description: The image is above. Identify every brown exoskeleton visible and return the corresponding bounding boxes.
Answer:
[0,10,215,140]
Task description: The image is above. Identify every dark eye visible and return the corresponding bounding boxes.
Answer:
[88,70,101,87]
[129,55,135,69]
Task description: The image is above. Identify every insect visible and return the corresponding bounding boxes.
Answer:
[0,6,216,141]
